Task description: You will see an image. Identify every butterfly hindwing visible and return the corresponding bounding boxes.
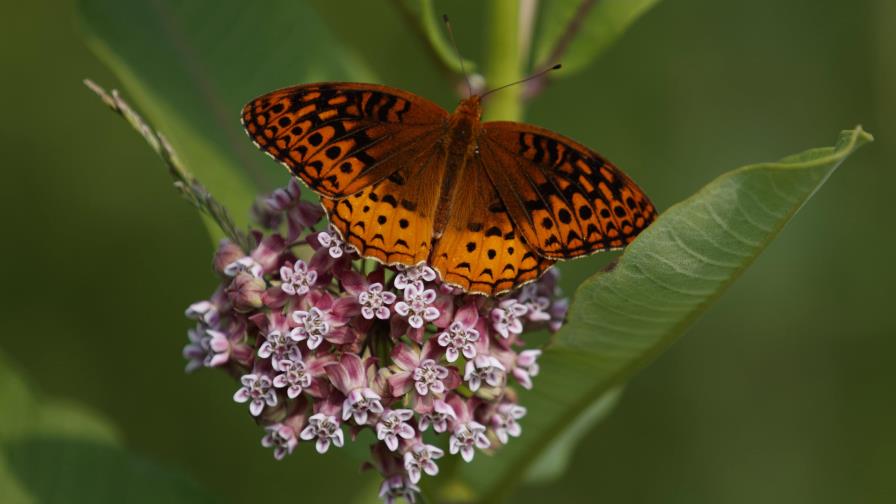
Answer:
[478,122,657,259]
[242,82,448,197]
[322,144,447,266]
[430,158,555,296]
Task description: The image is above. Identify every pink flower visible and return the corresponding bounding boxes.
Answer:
[339,269,397,321]
[436,302,482,362]
[233,373,277,416]
[254,312,301,371]
[403,442,444,483]
[184,300,218,326]
[387,342,457,412]
[289,291,359,350]
[359,283,397,320]
[517,284,552,322]
[378,475,420,504]
[446,396,490,462]
[317,225,355,258]
[300,413,344,453]
[182,324,229,372]
[513,349,541,390]
[273,359,311,399]
[326,354,383,424]
[490,298,529,339]
[393,264,436,291]
[463,354,506,392]
[279,259,317,296]
[375,409,416,451]
[261,423,298,460]
[213,239,246,276]
[394,281,440,329]
[491,403,526,444]
[417,399,456,433]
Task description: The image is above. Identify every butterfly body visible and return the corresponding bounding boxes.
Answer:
[433,95,482,237]
[243,83,656,296]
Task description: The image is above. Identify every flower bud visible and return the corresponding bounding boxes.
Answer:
[213,239,245,276]
[226,272,266,312]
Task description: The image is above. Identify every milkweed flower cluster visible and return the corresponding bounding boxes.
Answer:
[183,179,568,502]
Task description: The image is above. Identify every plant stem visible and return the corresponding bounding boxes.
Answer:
[483,0,523,122]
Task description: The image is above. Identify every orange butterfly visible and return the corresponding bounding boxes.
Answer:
[241,82,656,296]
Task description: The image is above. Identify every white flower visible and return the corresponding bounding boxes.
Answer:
[183,324,229,372]
[257,329,301,371]
[436,321,480,362]
[491,403,526,444]
[290,307,330,349]
[342,388,384,425]
[517,284,552,322]
[513,349,541,390]
[490,299,529,338]
[449,421,490,462]
[233,373,277,416]
[223,256,264,277]
[261,424,297,460]
[403,443,444,483]
[375,409,415,451]
[418,400,456,433]
[394,281,439,329]
[413,359,449,396]
[272,358,312,398]
[300,413,344,454]
[184,300,218,325]
[378,475,420,504]
[279,260,317,296]
[358,282,397,320]
[463,355,505,392]
[394,264,437,291]
[317,226,354,258]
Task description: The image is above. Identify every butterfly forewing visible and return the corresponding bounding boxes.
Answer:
[241,83,448,197]
[478,122,657,259]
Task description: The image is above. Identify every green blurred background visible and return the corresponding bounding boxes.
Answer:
[1,0,893,502]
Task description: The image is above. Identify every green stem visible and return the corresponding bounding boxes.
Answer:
[483,0,523,122]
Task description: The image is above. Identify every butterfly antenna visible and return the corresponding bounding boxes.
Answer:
[443,14,473,97]
[481,64,562,99]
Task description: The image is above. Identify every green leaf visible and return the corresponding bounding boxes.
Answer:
[457,127,872,501]
[391,0,477,76]
[77,0,376,231]
[0,351,214,503]
[522,386,623,484]
[533,0,661,76]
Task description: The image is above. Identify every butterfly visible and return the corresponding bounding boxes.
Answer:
[241,82,656,296]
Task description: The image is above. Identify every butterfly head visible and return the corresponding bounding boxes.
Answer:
[453,95,482,121]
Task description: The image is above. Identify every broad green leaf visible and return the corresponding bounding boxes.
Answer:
[533,0,660,76]
[77,0,376,231]
[456,127,872,501]
[0,351,213,503]
[523,386,623,484]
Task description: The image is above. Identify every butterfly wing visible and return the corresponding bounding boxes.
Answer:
[323,144,447,266]
[242,82,448,197]
[477,122,657,259]
[430,155,556,296]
